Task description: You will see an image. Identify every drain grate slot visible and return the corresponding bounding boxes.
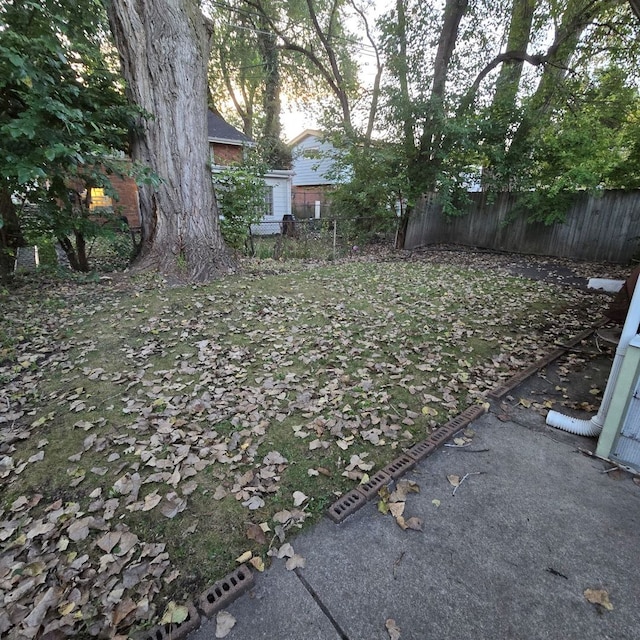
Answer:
[356,470,392,500]
[198,565,254,618]
[327,488,368,523]
[406,440,436,461]
[382,454,417,479]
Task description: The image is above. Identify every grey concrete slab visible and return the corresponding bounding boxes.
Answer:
[189,561,343,640]
[294,416,640,640]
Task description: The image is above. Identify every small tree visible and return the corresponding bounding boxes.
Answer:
[0,0,143,276]
[213,159,269,251]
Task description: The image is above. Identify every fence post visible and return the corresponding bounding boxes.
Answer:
[314,201,321,219]
[333,219,337,261]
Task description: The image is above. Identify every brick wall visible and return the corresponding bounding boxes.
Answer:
[110,174,140,227]
[211,143,243,166]
[291,185,333,219]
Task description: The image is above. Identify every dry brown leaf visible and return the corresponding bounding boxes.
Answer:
[292,491,308,507]
[249,556,265,572]
[215,611,236,638]
[385,618,401,640]
[403,516,423,531]
[246,523,267,544]
[285,554,306,570]
[584,588,613,611]
[112,598,138,626]
[161,601,190,625]
[67,517,91,542]
[389,502,405,519]
[447,475,461,487]
[236,550,252,564]
[97,532,122,554]
[277,543,294,559]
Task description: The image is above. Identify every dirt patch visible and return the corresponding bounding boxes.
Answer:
[407,244,631,289]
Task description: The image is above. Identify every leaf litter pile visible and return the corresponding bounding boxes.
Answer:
[0,254,614,637]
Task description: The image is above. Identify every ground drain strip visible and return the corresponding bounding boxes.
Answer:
[295,568,351,640]
[327,403,487,523]
[486,320,608,400]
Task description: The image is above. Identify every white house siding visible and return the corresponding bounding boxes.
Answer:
[291,134,338,187]
[251,170,294,235]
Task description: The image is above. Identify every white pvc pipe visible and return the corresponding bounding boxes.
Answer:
[546,281,640,437]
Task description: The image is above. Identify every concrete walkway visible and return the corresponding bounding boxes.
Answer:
[189,359,640,640]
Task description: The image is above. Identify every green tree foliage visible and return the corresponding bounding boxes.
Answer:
[213,158,269,250]
[508,66,640,222]
[373,0,640,226]
[0,0,143,274]
[329,142,406,241]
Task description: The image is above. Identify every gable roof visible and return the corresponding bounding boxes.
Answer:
[207,111,253,145]
[288,129,324,147]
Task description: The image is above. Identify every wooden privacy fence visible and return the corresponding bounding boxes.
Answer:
[405,190,640,263]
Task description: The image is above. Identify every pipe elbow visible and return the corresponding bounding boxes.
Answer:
[546,410,602,437]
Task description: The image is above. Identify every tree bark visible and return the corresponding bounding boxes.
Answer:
[507,0,616,159]
[105,0,233,282]
[257,18,290,168]
[0,187,26,282]
[410,0,468,193]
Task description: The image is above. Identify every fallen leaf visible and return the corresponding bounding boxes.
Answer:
[277,543,294,559]
[584,588,613,611]
[67,517,91,541]
[249,556,265,571]
[160,601,189,625]
[403,516,423,531]
[389,502,405,519]
[215,611,236,638]
[242,495,265,510]
[447,475,461,487]
[432,499,441,507]
[236,550,253,564]
[142,492,162,511]
[285,554,306,570]
[246,523,267,544]
[97,531,122,554]
[292,491,308,507]
[385,618,401,640]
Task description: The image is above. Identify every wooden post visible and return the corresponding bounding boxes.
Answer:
[333,219,337,261]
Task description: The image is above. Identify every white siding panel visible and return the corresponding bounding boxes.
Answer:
[292,134,339,186]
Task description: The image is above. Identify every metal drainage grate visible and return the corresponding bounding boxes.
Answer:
[406,440,436,461]
[132,602,199,640]
[198,564,254,618]
[459,404,486,422]
[382,453,417,479]
[355,470,392,500]
[326,488,368,523]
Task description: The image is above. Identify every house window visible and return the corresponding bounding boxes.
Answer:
[264,185,274,217]
[302,146,321,159]
[89,188,112,210]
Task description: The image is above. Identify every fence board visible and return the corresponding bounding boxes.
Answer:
[405,190,640,263]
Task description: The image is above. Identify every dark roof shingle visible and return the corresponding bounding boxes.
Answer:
[207,111,253,144]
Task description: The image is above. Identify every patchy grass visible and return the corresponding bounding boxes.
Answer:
[0,252,615,637]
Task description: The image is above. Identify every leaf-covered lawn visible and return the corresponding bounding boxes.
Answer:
[0,254,613,637]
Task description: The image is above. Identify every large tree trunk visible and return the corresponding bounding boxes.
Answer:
[105,0,233,282]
